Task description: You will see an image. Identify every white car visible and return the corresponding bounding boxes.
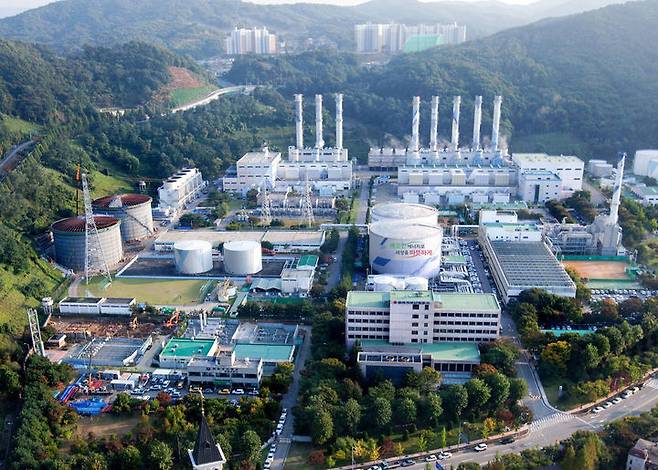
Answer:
[612,397,623,404]
[425,455,437,462]
[592,406,604,413]
[232,388,245,395]
[622,391,633,399]
[437,452,452,460]
[474,443,488,452]
[603,401,613,408]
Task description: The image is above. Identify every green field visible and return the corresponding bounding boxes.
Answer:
[89,170,133,198]
[83,277,214,305]
[169,85,218,108]
[0,114,40,134]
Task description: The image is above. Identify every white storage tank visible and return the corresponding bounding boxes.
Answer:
[223,240,263,275]
[93,194,154,242]
[174,240,213,274]
[372,275,397,292]
[371,202,438,227]
[369,221,442,277]
[404,277,429,291]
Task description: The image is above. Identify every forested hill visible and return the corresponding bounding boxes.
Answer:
[0,0,633,58]
[227,0,658,159]
[0,40,198,124]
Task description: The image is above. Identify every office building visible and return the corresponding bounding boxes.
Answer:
[225,27,277,55]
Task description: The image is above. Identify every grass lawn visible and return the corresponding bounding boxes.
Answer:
[82,277,213,305]
[544,378,587,411]
[170,85,218,108]
[285,442,319,470]
[89,170,133,198]
[0,114,40,134]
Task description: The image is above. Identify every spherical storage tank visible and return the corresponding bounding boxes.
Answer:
[92,194,154,242]
[52,216,123,272]
[223,241,263,275]
[370,202,438,227]
[369,221,442,277]
[174,240,213,274]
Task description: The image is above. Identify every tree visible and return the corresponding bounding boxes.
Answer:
[395,398,417,425]
[509,378,528,404]
[241,430,262,463]
[482,417,497,439]
[465,379,491,418]
[119,445,143,469]
[0,366,20,399]
[148,441,173,470]
[439,426,447,448]
[338,398,362,436]
[408,367,442,394]
[482,372,510,412]
[481,342,519,377]
[418,393,443,426]
[442,384,468,422]
[310,409,333,445]
[369,397,392,429]
[112,393,133,414]
[540,341,572,378]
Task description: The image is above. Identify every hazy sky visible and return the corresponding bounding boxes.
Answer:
[0,0,537,19]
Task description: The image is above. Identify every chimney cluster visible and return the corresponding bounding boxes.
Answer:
[408,95,503,151]
[294,94,344,151]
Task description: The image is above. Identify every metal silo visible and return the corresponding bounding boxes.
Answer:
[370,202,438,227]
[92,194,154,241]
[369,221,442,277]
[52,216,123,271]
[223,241,263,275]
[174,240,213,274]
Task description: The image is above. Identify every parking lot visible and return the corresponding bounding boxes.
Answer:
[590,288,658,304]
[129,375,262,402]
[461,239,495,295]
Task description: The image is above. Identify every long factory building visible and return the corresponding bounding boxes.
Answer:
[368,96,583,206]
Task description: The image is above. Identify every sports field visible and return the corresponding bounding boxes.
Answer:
[82,277,214,305]
[562,260,630,280]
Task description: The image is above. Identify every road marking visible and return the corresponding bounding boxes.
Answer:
[530,412,575,432]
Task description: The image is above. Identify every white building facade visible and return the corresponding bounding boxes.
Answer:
[225,27,277,55]
[157,168,206,217]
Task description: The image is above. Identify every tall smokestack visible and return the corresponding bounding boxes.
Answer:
[411,96,420,152]
[295,94,304,149]
[472,95,482,150]
[492,95,502,151]
[335,93,343,150]
[315,94,324,149]
[430,96,439,151]
[609,152,625,226]
[451,96,461,151]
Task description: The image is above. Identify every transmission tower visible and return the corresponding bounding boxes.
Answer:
[301,177,315,228]
[82,173,112,285]
[27,309,45,357]
[261,177,272,226]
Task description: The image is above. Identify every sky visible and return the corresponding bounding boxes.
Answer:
[0,0,537,19]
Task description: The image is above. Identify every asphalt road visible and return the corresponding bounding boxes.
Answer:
[0,140,35,179]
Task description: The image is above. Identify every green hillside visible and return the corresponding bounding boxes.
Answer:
[227,0,658,160]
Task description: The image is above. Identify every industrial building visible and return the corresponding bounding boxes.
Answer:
[357,340,480,384]
[368,96,584,205]
[587,159,614,178]
[92,194,154,241]
[52,216,124,271]
[223,94,353,196]
[225,26,278,55]
[629,185,658,206]
[344,290,500,348]
[159,338,219,369]
[157,168,206,218]
[632,149,658,177]
[354,22,466,54]
[187,353,263,388]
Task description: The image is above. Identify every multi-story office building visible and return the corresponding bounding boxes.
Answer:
[225,27,278,55]
[186,352,263,388]
[345,290,501,349]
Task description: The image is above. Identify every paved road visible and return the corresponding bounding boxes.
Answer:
[0,140,35,179]
[171,85,256,114]
[271,326,313,470]
[583,179,608,207]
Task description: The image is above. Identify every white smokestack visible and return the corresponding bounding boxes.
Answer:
[451,96,461,151]
[315,94,324,149]
[430,96,439,151]
[335,93,343,150]
[609,152,625,226]
[411,96,420,152]
[472,95,482,150]
[492,95,502,151]
[295,94,303,149]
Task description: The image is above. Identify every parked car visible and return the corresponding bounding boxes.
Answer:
[612,397,622,404]
[500,436,515,444]
[437,452,452,460]
[401,459,416,467]
[592,406,604,413]
[424,455,437,462]
[474,443,488,452]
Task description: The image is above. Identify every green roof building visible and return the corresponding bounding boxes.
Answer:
[159,338,218,369]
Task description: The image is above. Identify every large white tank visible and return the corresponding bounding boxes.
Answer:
[371,203,438,227]
[369,221,443,277]
[405,277,429,291]
[223,240,262,275]
[174,240,213,274]
[372,275,397,292]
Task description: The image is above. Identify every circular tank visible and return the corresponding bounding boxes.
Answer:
[370,202,438,227]
[372,275,397,292]
[369,221,443,277]
[93,194,154,242]
[174,240,213,274]
[52,216,123,272]
[223,241,263,275]
[405,276,429,291]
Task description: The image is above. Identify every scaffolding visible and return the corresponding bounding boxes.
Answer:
[82,173,112,285]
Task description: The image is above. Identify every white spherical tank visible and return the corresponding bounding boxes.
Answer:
[223,241,263,275]
[370,202,438,227]
[174,240,213,274]
[369,221,443,277]
[405,276,429,291]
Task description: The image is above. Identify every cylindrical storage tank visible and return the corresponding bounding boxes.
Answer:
[372,275,397,292]
[93,194,154,242]
[369,221,443,277]
[52,216,123,272]
[370,203,438,227]
[223,241,262,275]
[174,240,213,274]
[405,276,429,291]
